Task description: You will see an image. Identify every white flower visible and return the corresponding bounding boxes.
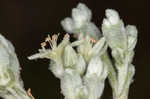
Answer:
[63,45,78,68]
[28,34,70,78]
[75,54,86,75]
[105,9,120,26]
[77,36,107,62]
[72,3,92,28]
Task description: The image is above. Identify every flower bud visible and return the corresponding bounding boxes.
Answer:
[126,25,138,50]
[72,3,92,28]
[102,9,127,49]
[63,45,78,68]
[61,17,75,33]
[75,54,86,75]
[86,56,103,77]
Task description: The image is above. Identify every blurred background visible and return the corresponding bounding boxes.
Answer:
[0,0,149,99]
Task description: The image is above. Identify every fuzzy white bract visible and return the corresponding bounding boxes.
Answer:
[61,3,101,40]
[0,34,31,99]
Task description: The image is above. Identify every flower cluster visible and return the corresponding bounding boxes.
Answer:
[0,2,138,99]
[61,3,101,40]
[28,33,108,99]
[28,3,138,99]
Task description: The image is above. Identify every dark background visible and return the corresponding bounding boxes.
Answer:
[0,0,149,99]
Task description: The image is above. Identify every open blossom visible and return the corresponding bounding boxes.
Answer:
[28,32,108,99]
[28,34,70,78]
[61,3,101,40]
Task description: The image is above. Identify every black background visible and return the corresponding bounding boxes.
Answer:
[0,0,149,99]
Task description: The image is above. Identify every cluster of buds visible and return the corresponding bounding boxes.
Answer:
[60,3,138,99]
[0,34,31,99]
[61,3,101,40]
[102,9,137,99]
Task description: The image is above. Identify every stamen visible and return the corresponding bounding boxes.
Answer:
[45,35,53,48]
[51,34,59,48]
[73,34,97,43]
[27,88,35,99]
[41,42,46,49]
[90,38,97,43]
[64,33,70,39]
[45,35,51,42]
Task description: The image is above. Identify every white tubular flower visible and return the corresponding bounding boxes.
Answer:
[75,54,86,75]
[0,34,31,99]
[77,36,107,63]
[61,3,101,40]
[28,34,70,78]
[28,34,70,62]
[63,45,78,68]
